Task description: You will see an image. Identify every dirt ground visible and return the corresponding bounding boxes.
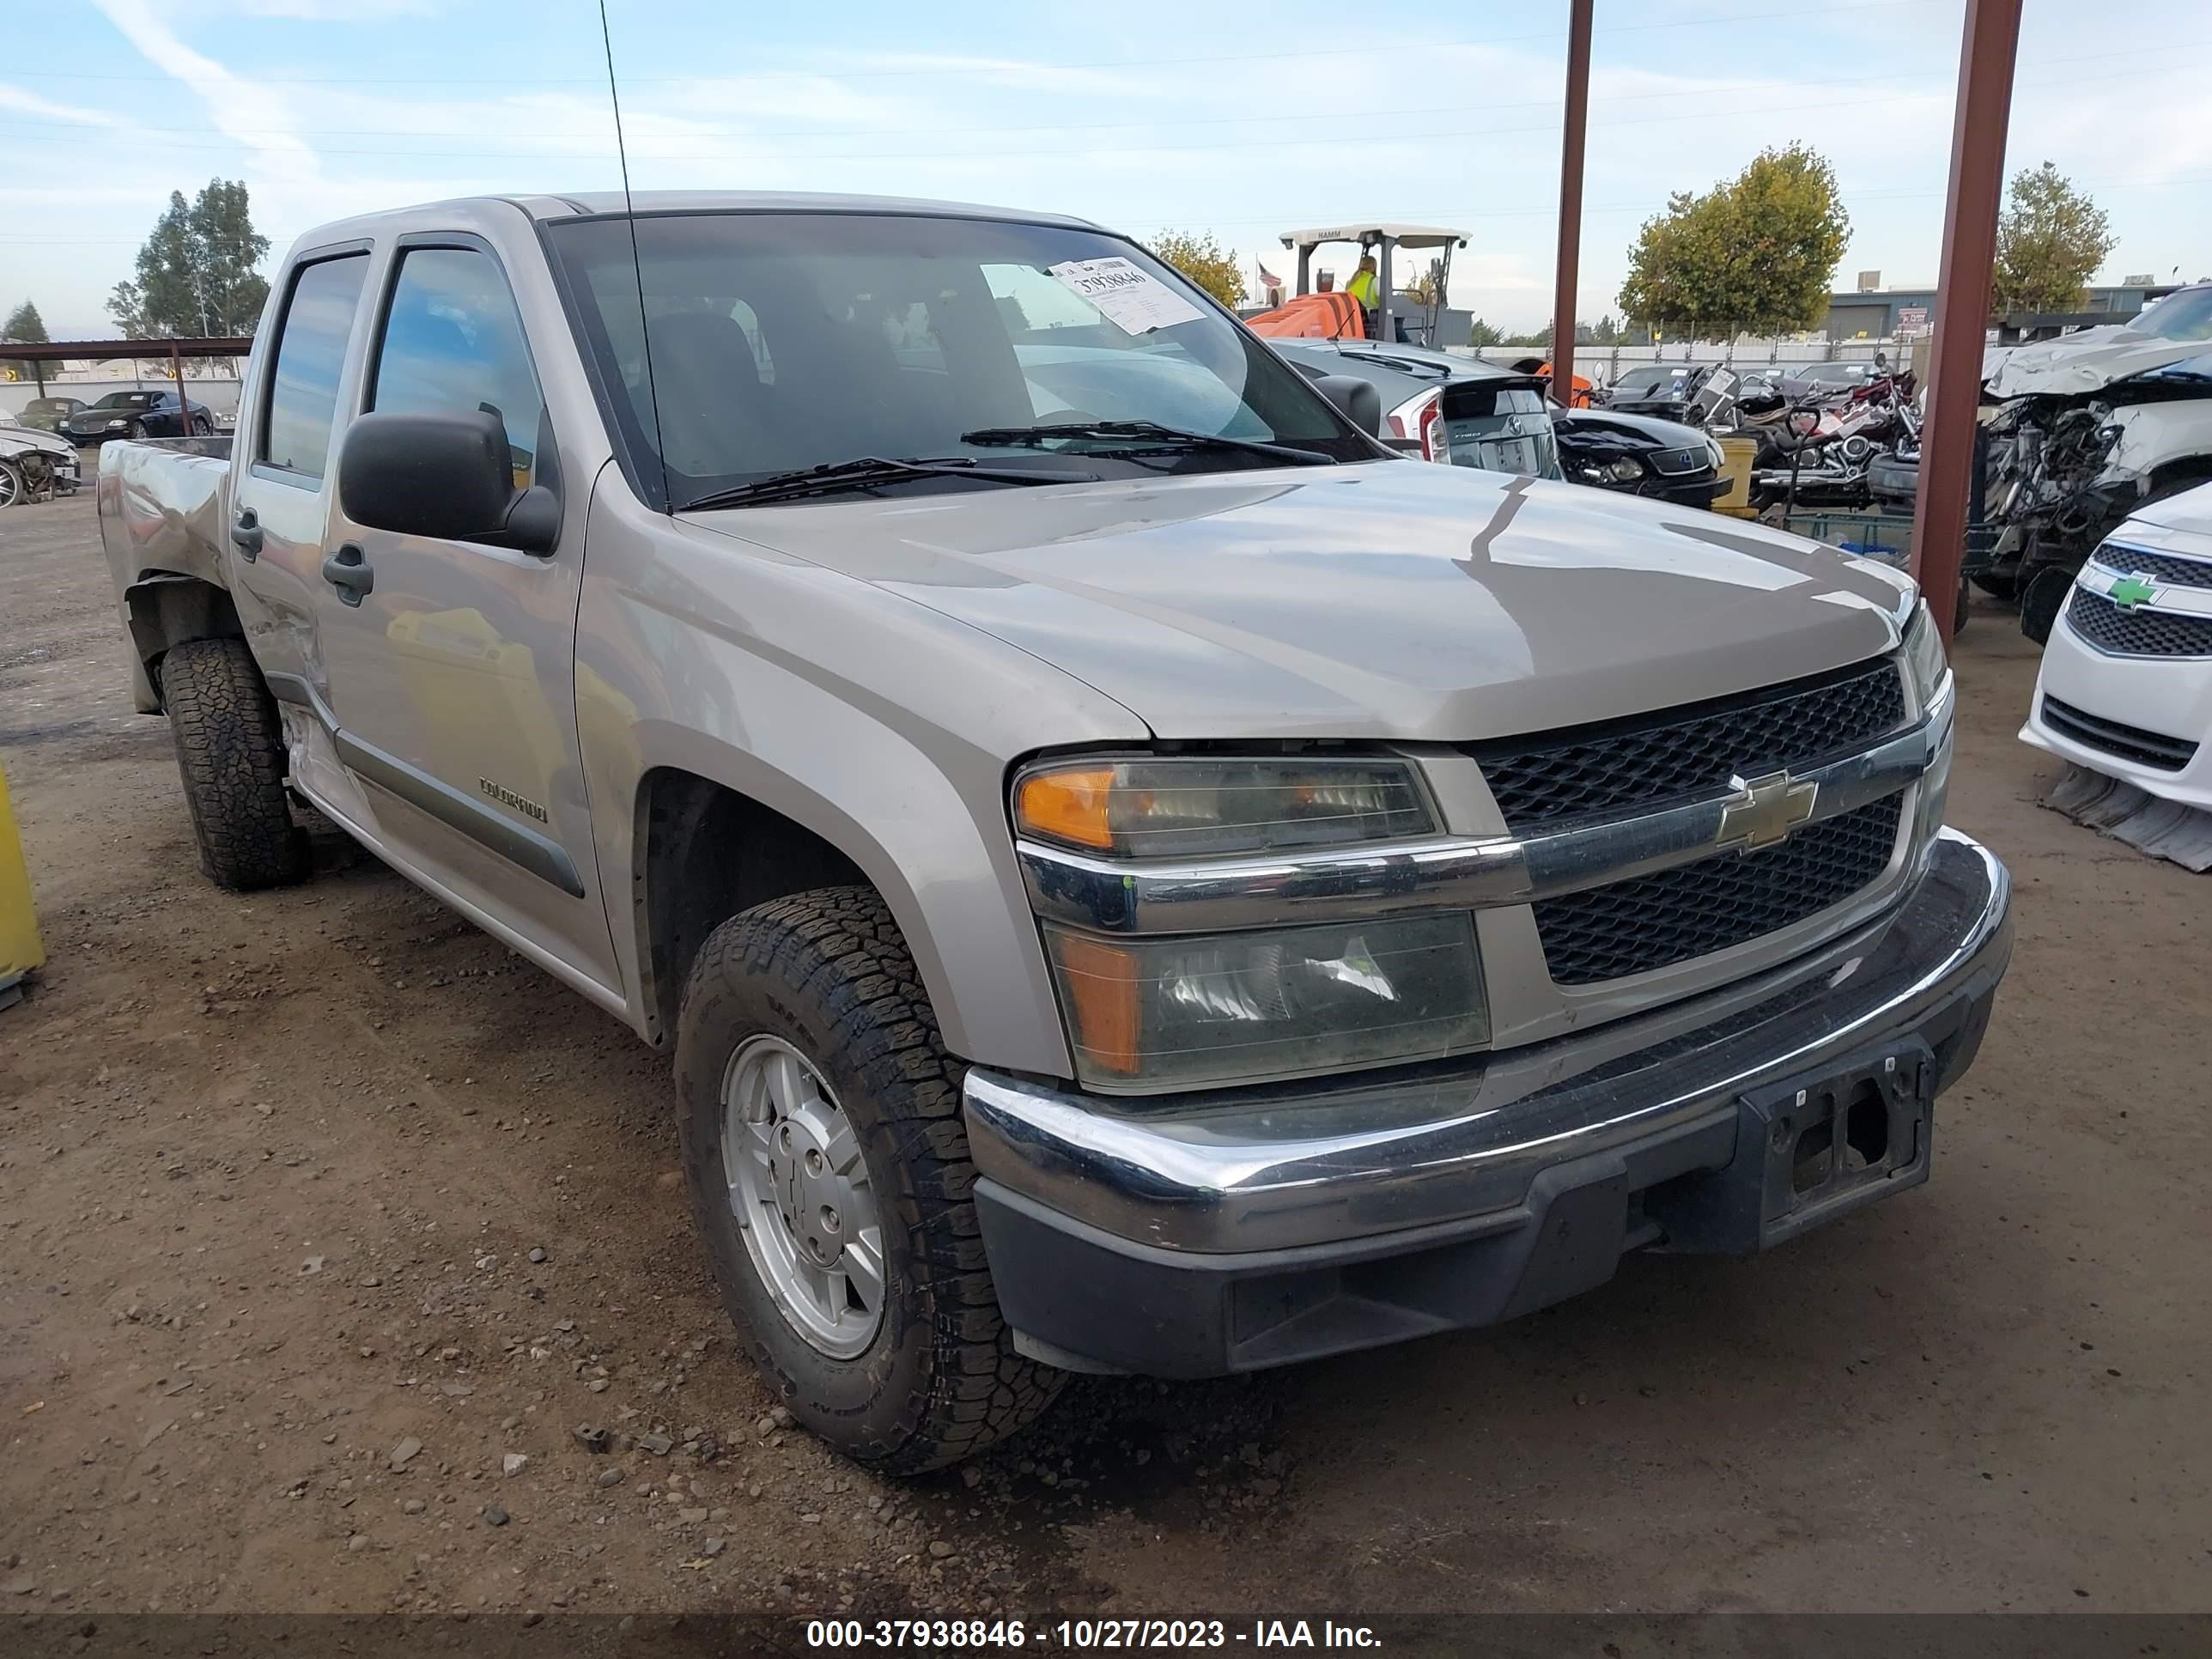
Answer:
[2,488,2207,1619]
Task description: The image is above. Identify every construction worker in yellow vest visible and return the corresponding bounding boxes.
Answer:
[1344,254,1380,311]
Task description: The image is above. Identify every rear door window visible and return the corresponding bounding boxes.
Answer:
[261,253,370,478]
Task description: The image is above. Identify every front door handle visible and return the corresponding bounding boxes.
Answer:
[321,543,374,606]
[230,508,263,562]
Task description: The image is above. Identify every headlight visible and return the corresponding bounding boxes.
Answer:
[1899,598,1948,711]
[1043,913,1488,1091]
[1911,713,1954,872]
[1898,599,1953,864]
[1014,757,1433,859]
[106,419,128,429]
[1605,457,1644,482]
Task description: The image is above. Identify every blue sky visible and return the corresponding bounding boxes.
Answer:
[7,0,2211,339]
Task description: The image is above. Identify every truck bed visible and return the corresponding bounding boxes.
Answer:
[95,436,236,713]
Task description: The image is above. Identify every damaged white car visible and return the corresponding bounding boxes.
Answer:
[2023,477,2212,817]
[1983,283,2212,641]
[0,416,81,508]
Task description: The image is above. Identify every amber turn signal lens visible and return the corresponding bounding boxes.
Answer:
[1015,767,1116,851]
[1048,931,1141,1076]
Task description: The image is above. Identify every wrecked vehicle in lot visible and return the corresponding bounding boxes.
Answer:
[0,417,80,507]
[1982,283,2212,640]
[99,189,2011,1471]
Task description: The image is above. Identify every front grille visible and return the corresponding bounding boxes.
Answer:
[1533,797,1905,986]
[2094,542,2212,591]
[1647,445,1712,477]
[2066,587,2212,657]
[1470,655,1907,830]
[2041,696,2199,773]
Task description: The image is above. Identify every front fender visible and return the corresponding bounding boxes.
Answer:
[2104,399,2212,486]
[574,487,1147,1079]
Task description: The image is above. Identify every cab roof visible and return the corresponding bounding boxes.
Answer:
[283,190,1115,258]
[510,190,1108,231]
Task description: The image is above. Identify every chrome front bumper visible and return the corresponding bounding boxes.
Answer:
[967,826,2008,1272]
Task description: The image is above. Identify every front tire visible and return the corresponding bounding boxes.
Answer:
[0,459,21,509]
[675,887,1063,1472]
[161,637,305,890]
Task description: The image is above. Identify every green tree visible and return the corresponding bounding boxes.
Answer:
[3,299,50,383]
[1467,316,1504,348]
[1146,230,1245,309]
[1590,313,1621,345]
[1993,161,2116,315]
[1618,143,1850,340]
[106,179,271,339]
[1501,324,1553,349]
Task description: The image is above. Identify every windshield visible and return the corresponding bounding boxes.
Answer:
[25,399,71,414]
[2130,287,2212,342]
[92,392,161,410]
[548,211,1371,507]
[1611,368,1684,392]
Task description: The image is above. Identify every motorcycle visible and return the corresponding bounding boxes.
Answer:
[1744,374,1920,510]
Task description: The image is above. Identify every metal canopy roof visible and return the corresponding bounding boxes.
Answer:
[1,337,252,362]
[1279,225,1469,252]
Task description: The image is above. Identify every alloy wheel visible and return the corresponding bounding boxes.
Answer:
[719,1034,885,1358]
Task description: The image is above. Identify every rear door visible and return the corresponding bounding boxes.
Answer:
[227,245,375,812]
[308,233,617,994]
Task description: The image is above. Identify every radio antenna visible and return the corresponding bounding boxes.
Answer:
[596,0,670,512]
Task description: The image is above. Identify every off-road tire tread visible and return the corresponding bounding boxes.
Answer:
[680,886,1063,1473]
[162,637,302,890]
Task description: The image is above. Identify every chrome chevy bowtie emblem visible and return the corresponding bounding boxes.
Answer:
[1717,769,1818,852]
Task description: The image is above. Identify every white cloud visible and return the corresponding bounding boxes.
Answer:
[835,51,1165,100]
[87,0,324,191]
[0,85,137,127]
[162,0,434,15]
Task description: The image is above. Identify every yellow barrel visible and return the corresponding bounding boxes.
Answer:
[1713,436,1759,517]
[0,763,44,1010]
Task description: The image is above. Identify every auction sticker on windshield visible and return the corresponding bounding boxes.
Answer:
[1048,257,1203,334]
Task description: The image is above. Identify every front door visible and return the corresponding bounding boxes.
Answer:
[312,237,617,996]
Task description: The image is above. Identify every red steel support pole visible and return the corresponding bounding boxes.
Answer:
[1911,0,2022,643]
[1551,0,1594,406]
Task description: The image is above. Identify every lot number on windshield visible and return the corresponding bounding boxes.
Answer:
[1048,257,1204,334]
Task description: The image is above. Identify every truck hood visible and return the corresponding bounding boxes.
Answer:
[692,461,1911,742]
[1987,328,2210,398]
[2129,477,2212,538]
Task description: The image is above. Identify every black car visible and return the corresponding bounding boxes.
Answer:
[1549,404,1730,507]
[1596,362,1701,419]
[13,396,85,434]
[1270,338,1725,506]
[60,389,216,444]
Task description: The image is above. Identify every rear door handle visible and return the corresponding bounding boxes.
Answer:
[321,543,374,606]
[230,508,263,562]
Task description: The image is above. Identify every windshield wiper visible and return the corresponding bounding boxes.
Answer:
[679,454,1097,512]
[961,420,1334,467]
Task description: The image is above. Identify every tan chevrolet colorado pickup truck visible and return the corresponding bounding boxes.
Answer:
[100,190,2011,1471]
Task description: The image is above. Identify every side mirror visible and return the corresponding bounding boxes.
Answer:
[338,409,557,554]
[1313,374,1383,437]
